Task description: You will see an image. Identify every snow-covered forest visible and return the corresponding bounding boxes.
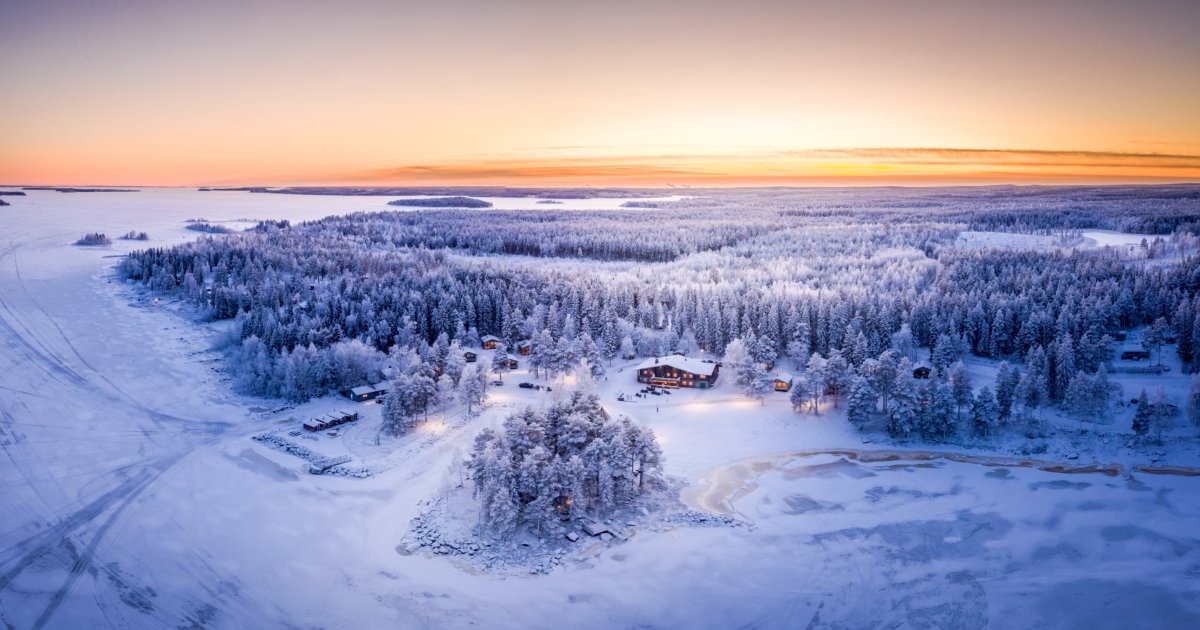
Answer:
[119,186,1200,439]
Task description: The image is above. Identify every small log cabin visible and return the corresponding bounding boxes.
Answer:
[481,335,501,349]
[517,340,532,356]
[773,373,794,392]
[636,355,719,388]
[463,351,478,363]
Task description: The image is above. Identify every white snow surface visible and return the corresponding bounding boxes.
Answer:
[0,189,1198,628]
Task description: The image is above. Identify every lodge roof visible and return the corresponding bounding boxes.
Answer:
[635,354,718,376]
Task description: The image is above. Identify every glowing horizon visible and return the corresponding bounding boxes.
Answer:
[3,0,1198,187]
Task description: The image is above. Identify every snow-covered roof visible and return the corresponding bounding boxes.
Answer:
[481,334,501,342]
[349,383,388,396]
[774,372,794,382]
[636,355,718,376]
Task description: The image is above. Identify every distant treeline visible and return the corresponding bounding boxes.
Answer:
[388,196,492,208]
[23,187,139,193]
[198,186,667,199]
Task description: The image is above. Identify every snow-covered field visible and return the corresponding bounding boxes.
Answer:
[2,190,1199,628]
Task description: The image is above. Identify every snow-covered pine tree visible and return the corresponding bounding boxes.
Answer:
[971,386,999,437]
[748,366,775,405]
[822,350,850,407]
[457,363,488,413]
[1132,389,1151,436]
[444,341,467,384]
[922,378,957,440]
[845,375,876,429]
[994,361,1019,423]
[888,373,920,438]
[491,342,510,380]
[948,361,972,418]
[1188,374,1200,428]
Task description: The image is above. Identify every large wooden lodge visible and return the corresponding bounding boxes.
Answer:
[636,355,720,389]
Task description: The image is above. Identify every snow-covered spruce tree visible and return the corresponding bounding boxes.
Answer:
[822,350,850,408]
[790,374,814,414]
[381,377,411,436]
[1132,390,1151,437]
[490,342,511,381]
[457,363,488,414]
[444,341,467,385]
[1064,371,1095,420]
[948,361,972,418]
[994,361,1019,423]
[723,338,754,390]
[971,386,999,437]
[888,372,920,438]
[845,375,876,429]
[468,392,664,540]
[1187,374,1200,428]
[748,367,775,405]
[1142,318,1170,366]
[1018,346,1049,415]
[921,378,958,441]
[864,350,899,413]
[930,333,960,372]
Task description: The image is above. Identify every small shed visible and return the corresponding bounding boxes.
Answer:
[463,351,478,363]
[913,365,932,379]
[517,340,532,356]
[773,372,794,392]
[503,358,519,369]
[481,335,501,349]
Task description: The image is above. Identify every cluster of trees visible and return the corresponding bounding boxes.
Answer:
[119,231,150,241]
[185,222,233,234]
[230,337,384,401]
[381,356,490,435]
[776,338,1121,442]
[118,187,1200,407]
[469,392,663,539]
[75,233,111,246]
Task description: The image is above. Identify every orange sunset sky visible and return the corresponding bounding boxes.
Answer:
[1,0,1198,187]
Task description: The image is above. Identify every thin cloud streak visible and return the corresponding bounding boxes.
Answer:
[327,147,1200,186]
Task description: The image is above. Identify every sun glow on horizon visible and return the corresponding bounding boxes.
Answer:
[2,0,1198,187]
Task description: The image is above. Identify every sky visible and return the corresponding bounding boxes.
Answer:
[1,0,1198,187]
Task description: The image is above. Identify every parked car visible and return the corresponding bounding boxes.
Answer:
[491,380,504,386]
[519,382,535,389]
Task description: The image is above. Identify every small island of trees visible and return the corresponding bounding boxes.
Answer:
[74,233,112,246]
[388,196,492,208]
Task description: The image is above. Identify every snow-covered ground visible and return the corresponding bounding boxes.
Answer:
[955,229,1169,252]
[2,190,1199,628]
